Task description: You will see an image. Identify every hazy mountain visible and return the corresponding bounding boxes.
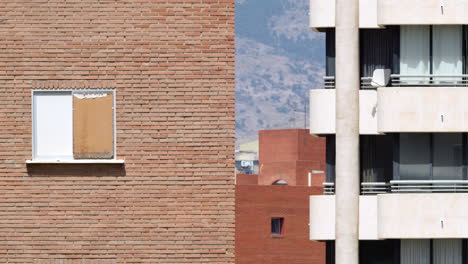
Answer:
[235,0,325,145]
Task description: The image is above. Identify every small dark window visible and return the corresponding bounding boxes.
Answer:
[271,217,284,235]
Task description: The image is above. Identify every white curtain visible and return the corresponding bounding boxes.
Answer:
[433,26,463,82]
[400,26,430,84]
[401,239,430,264]
[433,239,462,264]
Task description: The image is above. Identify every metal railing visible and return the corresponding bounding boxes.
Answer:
[361,182,390,195]
[323,182,335,195]
[323,182,389,195]
[391,74,468,87]
[322,180,468,195]
[325,75,468,89]
[323,76,335,89]
[390,180,468,193]
[323,76,374,89]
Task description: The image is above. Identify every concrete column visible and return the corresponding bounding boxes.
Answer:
[335,0,360,262]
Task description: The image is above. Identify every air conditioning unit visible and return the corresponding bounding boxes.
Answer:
[371,69,391,87]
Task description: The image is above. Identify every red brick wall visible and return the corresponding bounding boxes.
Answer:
[0,1,234,263]
[236,174,258,185]
[258,129,325,186]
[235,185,325,264]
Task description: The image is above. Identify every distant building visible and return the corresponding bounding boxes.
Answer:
[236,129,325,264]
[235,140,259,174]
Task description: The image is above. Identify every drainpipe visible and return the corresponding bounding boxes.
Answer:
[335,0,360,262]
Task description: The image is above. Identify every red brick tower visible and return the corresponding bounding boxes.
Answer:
[236,129,326,264]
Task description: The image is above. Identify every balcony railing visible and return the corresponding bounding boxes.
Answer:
[322,182,389,195]
[324,75,468,89]
[323,76,373,89]
[390,180,468,193]
[361,182,390,195]
[323,182,335,195]
[322,180,468,195]
[391,74,468,87]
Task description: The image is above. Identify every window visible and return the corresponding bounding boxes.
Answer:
[272,180,288,185]
[399,133,464,180]
[271,217,284,236]
[32,90,115,161]
[401,239,462,264]
[400,25,463,84]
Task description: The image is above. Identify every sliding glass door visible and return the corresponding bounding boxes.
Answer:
[433,239,463,264]
[400,26,463,84]
[400,26,430,77]
[401,239,463,264]
[432,26,463,77]
[433,133,463,180]
[399,133,464,180]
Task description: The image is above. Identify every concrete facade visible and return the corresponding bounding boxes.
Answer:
[377,87,468,132]
[309,89,378,135]
[310,0,468,31]
[0,1,234,263]
[377,0,468,25]
[310,87,468,135]
[309,196,378,240]
[310,0,381,30]
[310,193,468,240]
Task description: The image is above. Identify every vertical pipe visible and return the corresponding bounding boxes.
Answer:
[335,0,360,262]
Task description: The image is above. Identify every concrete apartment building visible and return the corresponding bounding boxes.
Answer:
[0,1,234,263]
[309,0,468,263]
[236,129,325,264]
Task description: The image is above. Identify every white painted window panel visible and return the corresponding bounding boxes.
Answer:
[34,92,73,160]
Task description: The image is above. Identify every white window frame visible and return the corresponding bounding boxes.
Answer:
[29,89,120,164]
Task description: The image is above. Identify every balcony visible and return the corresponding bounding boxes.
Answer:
[377,0,468,26]
[310,74,468,135]
[310,0,468,31]
[310,0,380,30]
[310,192,468,240]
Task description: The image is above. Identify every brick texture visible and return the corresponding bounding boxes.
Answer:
[235,186,325,264]
[258,129,325,186]
[0,0,234,263]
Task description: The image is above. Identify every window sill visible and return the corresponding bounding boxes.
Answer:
[271,234,284,239]
[26,159,125,164]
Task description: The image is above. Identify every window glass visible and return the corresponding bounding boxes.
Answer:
[400,26,430,78]
[433,134,463,180]
[399,134,431,180]
[432,26,463,79]
[361,135,393,183]
[271,218,284,235]
[433,239,462,264]
[401,240,430,264]
[33,92,73,160]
